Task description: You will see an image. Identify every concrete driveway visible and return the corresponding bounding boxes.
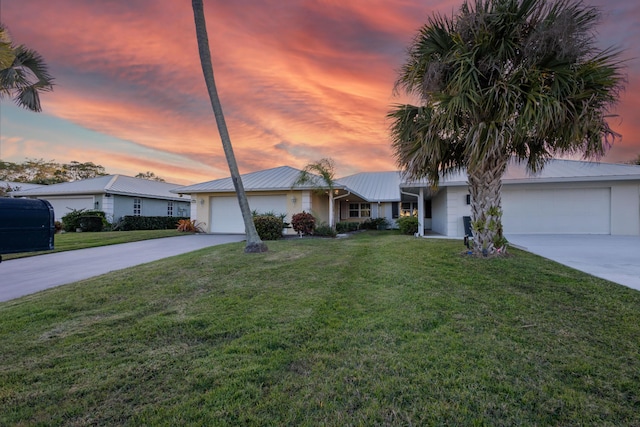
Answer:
[506,234,640,292]
[0,234,245,302]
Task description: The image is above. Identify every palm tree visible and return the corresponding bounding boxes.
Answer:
[389,0,624,256]
[0,24,53,112]
[293,158,338,228]
[191,0,267,253]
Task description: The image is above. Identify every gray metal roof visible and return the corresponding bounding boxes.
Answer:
[173,166,346,194]
[11,175,187,201]
[0,181,45,192]
[336,171,402,202]
[402,159,640,187]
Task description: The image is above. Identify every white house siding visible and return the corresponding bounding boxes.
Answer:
[101,194,115,223]
[430,190,449,236]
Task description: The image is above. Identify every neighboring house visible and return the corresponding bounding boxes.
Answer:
[11,175,190,223]
[175,160,640,237]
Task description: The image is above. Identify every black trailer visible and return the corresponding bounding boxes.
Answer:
[0,198,55,262]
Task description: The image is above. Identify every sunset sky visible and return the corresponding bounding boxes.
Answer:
[1,0,638,185]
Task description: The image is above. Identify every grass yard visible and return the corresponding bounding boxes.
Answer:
[1,232,639,425]
[2,229,185,260]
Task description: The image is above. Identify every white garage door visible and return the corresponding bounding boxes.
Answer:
[502,188,610,234]
[41,196,94,221]
[210,195,287,233]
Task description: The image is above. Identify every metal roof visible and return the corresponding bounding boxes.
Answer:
[172,159,640,201]
[0,181,45,192]
[11,175,187,201]
[402,159,640,187]
[336,171,402,202]
[173,166,346,194]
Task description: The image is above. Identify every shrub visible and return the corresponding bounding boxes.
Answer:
[291,211,315,235]
[336,222,359,233]
[54,221,63,233]
[397,216,419,235]
[314,223,336,238]
[361,217,389,230]
[115,216,189,231]
[62,209,107,232]
[79,216,104,232]
[176,219,205,233]
[253,215,284,240]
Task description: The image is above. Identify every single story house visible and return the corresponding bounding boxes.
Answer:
[11,175,191,223]
[174,159,640,237]
[172,166,348,235]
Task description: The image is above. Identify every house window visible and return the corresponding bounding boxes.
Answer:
[167,201,174,216]
[349,203,371,218]
[133,198,142,216]
[401,202,418,217]
[400,201,431,218]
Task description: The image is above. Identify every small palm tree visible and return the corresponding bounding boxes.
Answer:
[293,158,338,228]
[191,0,266,253]
[0,24,53,112]
[389,0,624,256]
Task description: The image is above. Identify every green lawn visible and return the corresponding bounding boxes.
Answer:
[2,229,186,260]
[1,232,638,425]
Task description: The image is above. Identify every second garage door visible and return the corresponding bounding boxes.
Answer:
[502,187,611,234]
[210,195,287,233]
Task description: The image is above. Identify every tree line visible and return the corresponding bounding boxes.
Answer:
[0,158,165,185]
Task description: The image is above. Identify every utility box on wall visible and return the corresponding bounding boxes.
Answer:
[0,198,55,261]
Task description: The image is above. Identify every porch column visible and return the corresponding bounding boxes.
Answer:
[418,188,424,237]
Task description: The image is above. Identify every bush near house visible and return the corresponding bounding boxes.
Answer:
[78,216,104,232]
[361,218,389,230]
[176,219,205,233]
[253,215,284,240]
[396,216,419,235]
[115,216,189,231]
[61,209,108,232]
[336,222,360,233]
[314,222,337,237]
[291,211,315,235]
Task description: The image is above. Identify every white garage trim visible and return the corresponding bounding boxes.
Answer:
[209,195,287,233]
[502,187,610,234]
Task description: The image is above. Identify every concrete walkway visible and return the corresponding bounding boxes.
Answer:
[506,234,640,292]
[0,234,245,302]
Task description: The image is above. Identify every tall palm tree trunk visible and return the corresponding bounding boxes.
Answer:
[191,0,267,253]
[467,155,508,255]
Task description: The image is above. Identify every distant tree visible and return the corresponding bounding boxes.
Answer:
[64,161,107,181]
[191,0,267,253]
[628,154,640,165]
[389,0,625,256]
[293,158,338,228]
[135,171,165,182]
[0,158,107,184]
[0,24,54,112]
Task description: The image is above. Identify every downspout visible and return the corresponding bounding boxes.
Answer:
[400,190,424,237]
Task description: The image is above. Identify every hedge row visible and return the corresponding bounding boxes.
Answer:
[115,216,189,231]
